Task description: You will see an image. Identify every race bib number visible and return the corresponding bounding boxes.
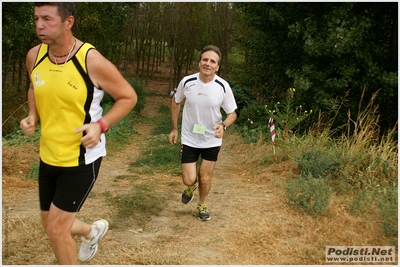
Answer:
[193,124,206,135]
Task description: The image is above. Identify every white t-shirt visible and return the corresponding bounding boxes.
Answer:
[174,73,237,148]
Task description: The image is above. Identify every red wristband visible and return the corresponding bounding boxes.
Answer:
[97,119,109,133]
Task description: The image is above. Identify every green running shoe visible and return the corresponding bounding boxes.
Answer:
[181,183,198,204]
[197,204,211,221]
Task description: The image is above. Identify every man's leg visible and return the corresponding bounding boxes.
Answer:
[181,162,197,187]
[42,203,80,264]
[197,159,216,204]
[71,217,92,237]
[181,162,198,204]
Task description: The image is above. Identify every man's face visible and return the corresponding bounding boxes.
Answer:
[199,50,220,78]
[34,5,65,44]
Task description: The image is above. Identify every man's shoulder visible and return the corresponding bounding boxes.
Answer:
[214,75,231,92]
[80,42,96,54]
[183,73,198,80]
[214,74,229,84]
[181,73,199,86]
[27,44,42,56]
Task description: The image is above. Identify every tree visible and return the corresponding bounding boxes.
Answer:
[234,2,398,132]
[2,2,37,92]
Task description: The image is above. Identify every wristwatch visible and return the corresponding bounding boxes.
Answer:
[221,122,227,131]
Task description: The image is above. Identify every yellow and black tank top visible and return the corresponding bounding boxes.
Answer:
[31,43,106,167]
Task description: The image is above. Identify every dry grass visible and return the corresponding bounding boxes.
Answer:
[340,90,398,189]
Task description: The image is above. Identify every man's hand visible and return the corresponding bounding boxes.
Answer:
[74,123,102,148]
[213,124,224,139]
[20,115,37,136]
[168,129,179,145]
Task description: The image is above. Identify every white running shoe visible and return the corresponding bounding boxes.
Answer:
[78,219,109,262]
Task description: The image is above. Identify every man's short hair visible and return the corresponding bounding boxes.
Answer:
[200,45,222,65]
[34,2,76,30]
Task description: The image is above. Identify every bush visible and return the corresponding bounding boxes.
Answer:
[102,77,145,149]
[295,148,341,180]
[129,78,146,115]
[285,173,332,215]
[228,80,257,119]
[347,189,377,217]
[377,185,398,239]
[242,124,269,143]
[102,77,146,116]
[26,162,39,180]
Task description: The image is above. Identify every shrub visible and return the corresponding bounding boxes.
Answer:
[238,102,270,143]
[26,162,39,180]
[242,124,269,143]
[347,189,377,217]
[228,80,257,119]
[295,148,341,179]
[285,173,333,215]
[377,185,398,239]
[102,77,146,116]
[265,88,312,141]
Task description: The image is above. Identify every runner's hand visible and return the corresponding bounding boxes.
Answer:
[75,123,102,148]
[169,129,179,145]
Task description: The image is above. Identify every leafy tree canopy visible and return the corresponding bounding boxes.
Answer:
[234,2,397,131]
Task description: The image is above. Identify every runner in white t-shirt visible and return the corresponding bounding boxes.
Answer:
[168,45,237,221]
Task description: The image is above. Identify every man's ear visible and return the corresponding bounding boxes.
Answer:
[65,15,74,30]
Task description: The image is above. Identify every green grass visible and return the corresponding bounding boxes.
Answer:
[128,137,181,175]
[128,102,182,176]
[26,162,39,180]
[2,124,41,146]
[103,182,168,229]
[151,104,175,135]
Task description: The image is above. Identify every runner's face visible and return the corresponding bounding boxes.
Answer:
[34,5,66,44]
[199,50,220,78]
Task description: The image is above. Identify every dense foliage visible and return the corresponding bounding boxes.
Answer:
[234,2,397,133]
[2,2,397,137]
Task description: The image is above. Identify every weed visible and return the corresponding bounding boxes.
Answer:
[129,136,181,175]
[377,185,398,240]
[104,183,168,228]
[294,147,341,180]
[265,87,312,141]
[339,90,398,190]
[285,173,332,216]
[25,162,39,180]
[347,189,377,217]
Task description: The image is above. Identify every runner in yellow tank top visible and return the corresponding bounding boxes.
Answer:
[19,3,138,264]
[32,42,105,166]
